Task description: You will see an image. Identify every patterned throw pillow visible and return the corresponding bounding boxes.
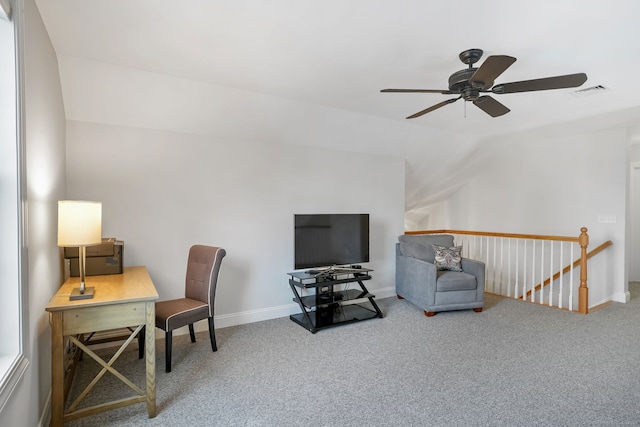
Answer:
[432,245,463,272]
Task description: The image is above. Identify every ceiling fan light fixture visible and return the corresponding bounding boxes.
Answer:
[462,87,480,101]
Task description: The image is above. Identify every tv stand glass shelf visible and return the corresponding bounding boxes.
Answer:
[287,268,383,333]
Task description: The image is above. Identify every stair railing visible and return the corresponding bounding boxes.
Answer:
[405,228,612,314]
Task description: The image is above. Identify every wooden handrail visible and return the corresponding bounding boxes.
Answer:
[406,229,580,242]
[525,239,613,300]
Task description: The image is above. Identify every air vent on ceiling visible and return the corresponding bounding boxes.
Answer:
[572,85,610,97]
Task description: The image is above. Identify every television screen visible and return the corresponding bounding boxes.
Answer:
[294,214,369,270]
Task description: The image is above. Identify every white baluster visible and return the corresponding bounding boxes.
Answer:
[486,237,490,291]
[569,243,574,311]
[549,241,554,307]
[507,238,512,298]
[559,242,564,309]
[499,237,504,295]
[492,236,496,293]
[531,240,536,302]
[522,241,527,300]
[514,239,519,298]
[540,241,544,304]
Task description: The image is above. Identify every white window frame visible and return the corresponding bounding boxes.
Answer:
[0,0,29,412]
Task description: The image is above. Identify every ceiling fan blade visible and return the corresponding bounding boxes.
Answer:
[473,96,510,117]
[406,97,460,119]
[469,55,516,89]
[381,88,453,94]
[492,73,587,94]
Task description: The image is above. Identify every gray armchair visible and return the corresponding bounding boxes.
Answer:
[396,234,484,316]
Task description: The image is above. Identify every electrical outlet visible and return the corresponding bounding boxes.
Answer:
[597,215,617,224]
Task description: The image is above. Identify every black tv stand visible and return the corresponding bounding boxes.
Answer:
[287,268,383,333]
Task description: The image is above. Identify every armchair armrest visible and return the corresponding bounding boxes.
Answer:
[461,258,486,298]
[396,253,438,306]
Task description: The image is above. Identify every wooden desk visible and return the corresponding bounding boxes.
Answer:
[46,266,158,426]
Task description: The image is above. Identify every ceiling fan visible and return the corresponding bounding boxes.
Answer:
[381,48,587,119]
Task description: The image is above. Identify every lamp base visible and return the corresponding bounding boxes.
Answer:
[69,286,95,300]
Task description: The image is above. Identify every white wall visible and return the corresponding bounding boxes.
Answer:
[424,126,628,306]
[0,0,67,426]
[55,54,483,229]
[65,121,405,327]
[628,142,640,281]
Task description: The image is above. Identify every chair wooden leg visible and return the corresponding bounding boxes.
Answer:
[208,317,217,352]
[188,324,196,343]
[424,311,436,317]
[138,326,145,359]
[473,308,483,313]
[165,331,172,373]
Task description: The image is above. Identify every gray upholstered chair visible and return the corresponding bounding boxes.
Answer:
[152,245,226,372]
[396,234,484,316]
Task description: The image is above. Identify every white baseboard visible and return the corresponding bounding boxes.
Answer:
[371,285,397,299]
[39,390,51,427]
[590,290,631,307]
[213,303,300,329]
[614,290,632,304]
[189,285,397,333]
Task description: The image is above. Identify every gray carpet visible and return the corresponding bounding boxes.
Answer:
[65,283,640,426]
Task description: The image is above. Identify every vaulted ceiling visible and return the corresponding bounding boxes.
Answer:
[35,0,640,222]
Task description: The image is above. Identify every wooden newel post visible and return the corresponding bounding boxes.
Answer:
[578,227,589,314]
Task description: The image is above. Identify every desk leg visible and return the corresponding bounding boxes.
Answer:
[50,312,64,427]
[145,301,157,417]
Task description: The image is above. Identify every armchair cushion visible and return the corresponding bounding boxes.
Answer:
[398,234,454,263]
[432,245,463,272]
[436,270,477,291]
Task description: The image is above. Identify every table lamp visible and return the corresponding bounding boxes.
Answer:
[58,200,102,300]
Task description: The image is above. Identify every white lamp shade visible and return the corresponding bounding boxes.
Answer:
[57,201,102,247]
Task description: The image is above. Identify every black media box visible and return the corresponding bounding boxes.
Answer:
[64,238,124,276]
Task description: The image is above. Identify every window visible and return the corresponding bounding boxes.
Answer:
[0,0,29,411]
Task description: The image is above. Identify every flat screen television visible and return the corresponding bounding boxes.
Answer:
[294,214,369,270]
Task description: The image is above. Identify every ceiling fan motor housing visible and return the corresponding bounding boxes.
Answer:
[448,68,487,100]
